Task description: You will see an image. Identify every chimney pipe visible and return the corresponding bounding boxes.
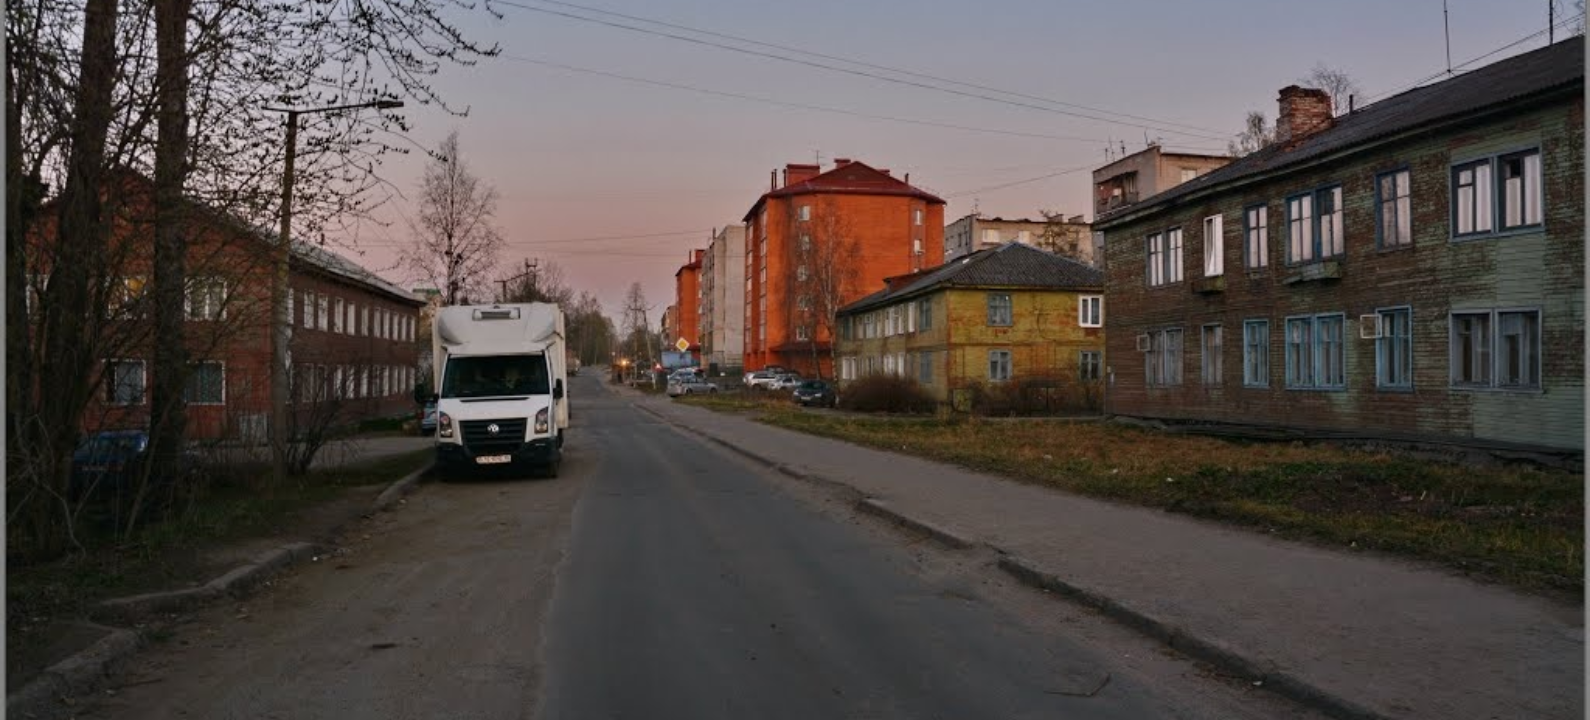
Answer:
[770,169,776,191]
[1348,94,1355,113]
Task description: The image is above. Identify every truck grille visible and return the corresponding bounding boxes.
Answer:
[460,418,527,454]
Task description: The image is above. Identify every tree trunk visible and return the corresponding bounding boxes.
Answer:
[34,0,122,557]
[137,0,194,537]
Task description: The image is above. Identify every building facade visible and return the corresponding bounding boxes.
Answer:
[943,213,1096,265]
[1093,145,1231,216]
[742,159,946,377]
[1095,37,1584,453]
[699,225,747,371]
[672,249,704,354]
[835,243,1105,412]
[28,175,424,442]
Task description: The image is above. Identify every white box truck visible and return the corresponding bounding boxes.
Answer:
[431,303,568,476]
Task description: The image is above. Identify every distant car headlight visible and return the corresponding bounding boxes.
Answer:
[535,407,549,434]
[438,412,454,438]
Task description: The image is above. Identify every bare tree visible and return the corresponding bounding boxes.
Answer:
[1034,210,1088,261]
[403,132,504,306]
[1227,111,1277,157]
[1301,63,1362,116]
[620,282,657,377]
[788,198,861,380]
[501,259,573,306]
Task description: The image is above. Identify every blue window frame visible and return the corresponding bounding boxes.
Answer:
[1285,313,1346,390]
[1243,204,1269,269]
[1375,307,1413,390]
[1375,169,1413,249]
[1451,148,1543,240]
[1242,320,1269,387]
[1285,186,1344,264]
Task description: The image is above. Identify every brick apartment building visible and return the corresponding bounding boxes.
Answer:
[1094,37,1584,454]
[742,159,946,377]
[672,249,705,356]
[699,225,747,371]
[28,174,424,442]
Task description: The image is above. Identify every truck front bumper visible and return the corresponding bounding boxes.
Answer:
[437,438,560,470]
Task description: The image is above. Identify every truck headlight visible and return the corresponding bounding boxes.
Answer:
[438,412,454,438]
[535,407,549,434]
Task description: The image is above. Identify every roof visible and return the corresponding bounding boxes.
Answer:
[743,160,945,222]
[290,241,425,307]
[838,242,1103,316]
[1096,36,1584,229]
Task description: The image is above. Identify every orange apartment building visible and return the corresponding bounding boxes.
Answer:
[672,249,705,355]
[742,159,945,377]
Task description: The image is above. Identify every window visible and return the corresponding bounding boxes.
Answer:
[982,228,1000,245]
[1244,205,1269,269]
[333,298,344,333]
[1079,296,1103,327]
[185,361,225,404]
[288,292,295,327]
[918,351,933,384]
[1201,324,1223,385]
[1287,186,1343,263]
[800,235,811,251]
[1499,150,1543,230]
[1180,168,1197,183]
[1079,351,1101,382]
[303,292,314,329]
[106,359,146,405]
[1017,230,1031,243]
[1146,228,1184,287]
[917,298,933,330]
[115,276,149,317]
[988,350,1012,382]
[1145,328,1183,387]
[796,265,808,282]
[1452,159,1494,236]
[913,208,923,226]
[1203,215,1224,277]
[795,325,810,341]
[987,293,1012,326]
[317,295,329,330]
[1376,307,1413,389]
[186,278,227,321]
[1243,320,1269,387]
[798,205,811,222]
[1450,309,1540,389]
[1377,170,1413,248]
[1285,314,1345,389]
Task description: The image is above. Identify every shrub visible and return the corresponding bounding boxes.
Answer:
[838,375,937,414]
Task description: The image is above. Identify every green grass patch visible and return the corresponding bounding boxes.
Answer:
[757,413,1582,596]
[675,391,796,414]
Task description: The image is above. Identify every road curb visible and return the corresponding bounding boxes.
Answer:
[11,462,429,719]
[995,555,1389,720]
[4,625,143,720]
[855,498,975,550]
[633,401,863,500]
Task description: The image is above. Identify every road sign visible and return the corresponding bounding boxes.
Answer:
[675,338,690,352]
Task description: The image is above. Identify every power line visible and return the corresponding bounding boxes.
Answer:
[501,54,1116,144]
[493,0,1232,143]
[1361,14,1584,104]
[351,227,716,249]
[511,0,1234,139]
[946,163,1099,199]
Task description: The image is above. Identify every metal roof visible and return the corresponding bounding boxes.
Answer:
[838,242,1103,315]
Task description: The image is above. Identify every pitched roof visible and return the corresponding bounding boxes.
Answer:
[838,242,1103,315]
[290,241,424,306]
[1096,36,1584,229]
[742,160,944,222]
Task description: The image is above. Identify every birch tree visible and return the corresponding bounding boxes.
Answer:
[402,131,504,306]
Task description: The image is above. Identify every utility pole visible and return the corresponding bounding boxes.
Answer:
[494,258,538,303]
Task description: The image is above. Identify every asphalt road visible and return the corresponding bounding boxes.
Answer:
[81,373,1316,719]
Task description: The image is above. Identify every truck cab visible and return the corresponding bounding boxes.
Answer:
[432,304,569,477]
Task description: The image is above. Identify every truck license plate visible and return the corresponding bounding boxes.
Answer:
[476,455,512,465]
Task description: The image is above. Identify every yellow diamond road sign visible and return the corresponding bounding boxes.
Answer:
[675,338,690,352]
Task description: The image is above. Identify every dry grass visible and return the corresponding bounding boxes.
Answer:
[675,391,794,414]
[758,414,1582,596]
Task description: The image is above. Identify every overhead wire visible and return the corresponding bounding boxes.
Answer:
[1360,14,1584,104]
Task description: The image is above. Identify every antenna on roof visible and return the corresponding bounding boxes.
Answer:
[1443,0,1453,75]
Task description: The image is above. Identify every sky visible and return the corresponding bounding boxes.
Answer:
[333,0,1571,322]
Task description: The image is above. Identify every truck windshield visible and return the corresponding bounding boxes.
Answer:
[442,355,550,398]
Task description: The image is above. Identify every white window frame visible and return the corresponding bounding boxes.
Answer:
[333,297,344,333]
[1203,214,1224,277]
[1079,350,1101,382]
[318,295,329,330]
[988,349,1012,383]
[105,358,147,406]
[914,208,923,226]
[1079,296,1103,328]
[185,277,227,321]
[798,205,811,222]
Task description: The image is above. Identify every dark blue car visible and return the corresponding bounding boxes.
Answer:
[70,430,201,499]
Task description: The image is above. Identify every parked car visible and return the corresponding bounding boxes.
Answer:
[667,374,720,396]
[69,429,202,500]
[743,365,787,385]
[418,400,438,435]
[745,370,780,390]
[771,373,804,392]
[792,380,838,408]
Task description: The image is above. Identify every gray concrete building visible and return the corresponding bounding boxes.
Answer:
[700,224,747,371]
[1093,145,1232,216]
[943,213,1096,265]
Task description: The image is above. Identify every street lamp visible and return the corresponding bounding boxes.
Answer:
[262,99,404,484]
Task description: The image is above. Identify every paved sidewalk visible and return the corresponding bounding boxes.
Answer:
[624,388,1584,720]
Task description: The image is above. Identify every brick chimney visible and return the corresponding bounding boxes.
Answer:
[1276,85,1333,145]
[783,163,820,187]
[833,158,853,168]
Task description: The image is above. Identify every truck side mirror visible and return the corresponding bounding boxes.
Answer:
[428,392,440,403]
[553,379,564,400]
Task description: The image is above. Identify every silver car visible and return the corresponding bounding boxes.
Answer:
[667,374,719,397]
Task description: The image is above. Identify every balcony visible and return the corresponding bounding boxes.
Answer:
[1282,260,1344,285]
[1191,276,1226,294]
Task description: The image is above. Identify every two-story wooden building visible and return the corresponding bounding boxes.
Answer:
[1094,37,1584,454]
[835,242,1105,412]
